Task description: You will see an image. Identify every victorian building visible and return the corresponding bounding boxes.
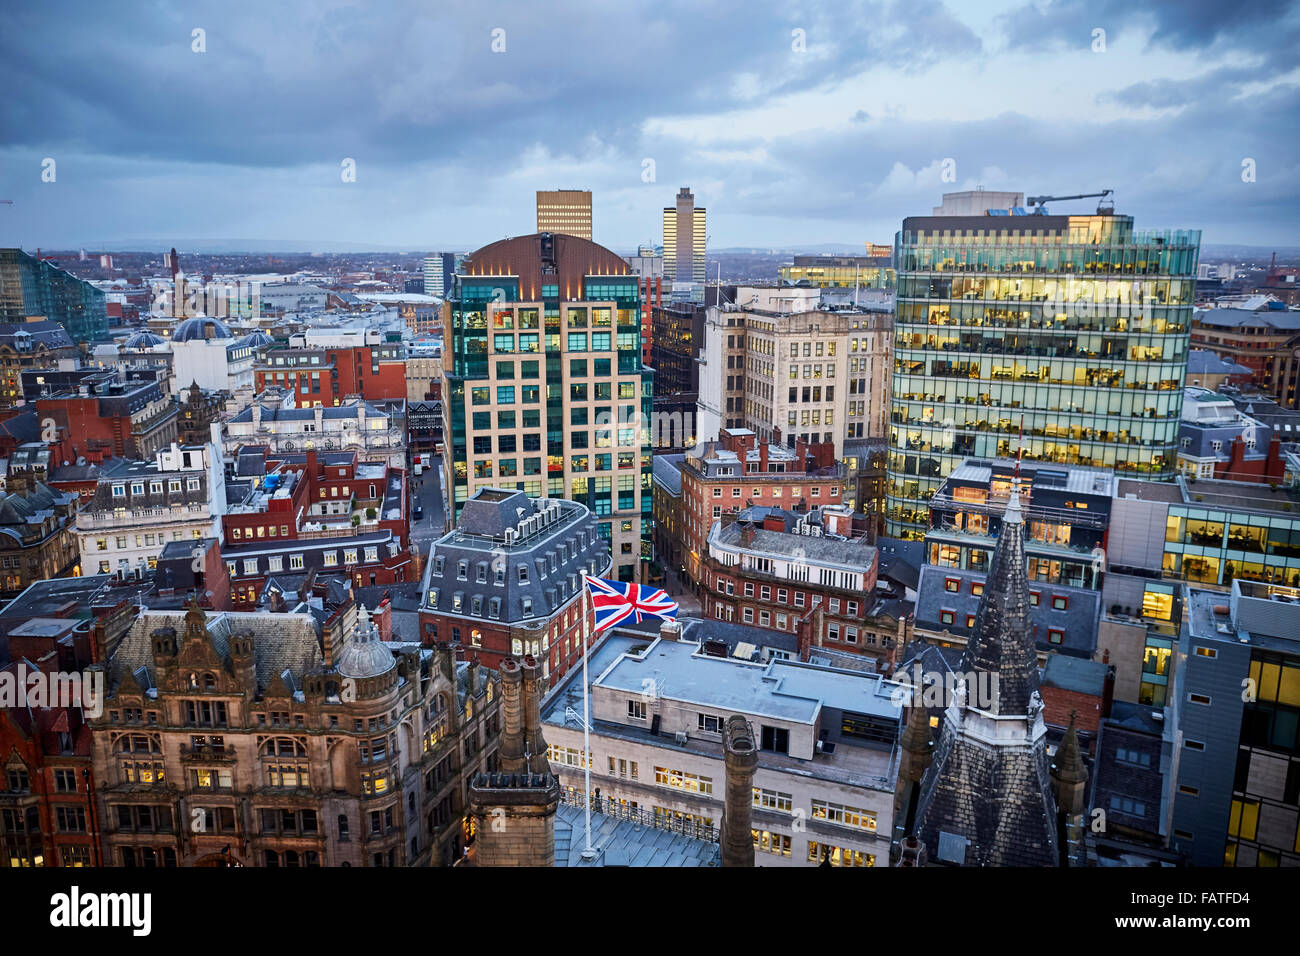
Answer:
[90,598,501,867]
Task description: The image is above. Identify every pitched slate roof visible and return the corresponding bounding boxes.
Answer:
[107,607,323,694]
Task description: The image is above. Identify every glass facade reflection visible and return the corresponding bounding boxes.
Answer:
[886,213,1201,538]
[0,248,109,344]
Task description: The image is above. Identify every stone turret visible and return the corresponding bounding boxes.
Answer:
[1051,712,1089,816]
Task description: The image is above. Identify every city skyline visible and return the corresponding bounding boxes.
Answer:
[2,0,1298,250]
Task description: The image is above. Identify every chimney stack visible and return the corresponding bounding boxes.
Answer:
[499,658,525,773]
[521,654,547,765]
[659,619,682,642]
[721,715,758,867]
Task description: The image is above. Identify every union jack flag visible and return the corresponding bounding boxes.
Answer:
[583,575,679,632]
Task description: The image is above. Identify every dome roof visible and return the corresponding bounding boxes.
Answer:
[173,316,234,342]
[123,330,166,349]
[242,329,275,347]
[334,605,395,680]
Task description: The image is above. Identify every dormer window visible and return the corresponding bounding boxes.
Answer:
[518,565,528,584]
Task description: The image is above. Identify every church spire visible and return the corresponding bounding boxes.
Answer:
[910,458,1060,866]
[959,476,1040,717]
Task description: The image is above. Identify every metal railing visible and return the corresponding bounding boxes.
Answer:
[557,787,720,844]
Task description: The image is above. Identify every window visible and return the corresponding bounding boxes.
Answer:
[627,699,646,720]
[939,610,955,626]
[654,766,713,794]
[1051,595,1068,611]
[807,842,874,867]
[812,800,878,831]
[753,788,793,812]
[697,713,725,733]
[1048,628,1065,645]
[752,829,792,856]
[760,725,789,755]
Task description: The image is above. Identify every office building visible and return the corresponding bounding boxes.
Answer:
[541,623,903,866]
[74,439,227,577]
[1191,298,1300,409]
[36,371,179,460]
[423,253,461,299]
[443,232,653,582]
[779,254,895,290]
[888,202,1201,538]
[702,506,905,670]
[675,428,844,590]
[1172,580,1300,866]
[663,187,706,298]
[0,248,109,344]
[0,321,78,409]
[536,189,593,240]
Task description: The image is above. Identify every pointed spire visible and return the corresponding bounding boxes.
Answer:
[958,473,1039,716]
[1051,711,1089,816]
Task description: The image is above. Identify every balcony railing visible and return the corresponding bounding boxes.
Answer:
[557,787,720,845]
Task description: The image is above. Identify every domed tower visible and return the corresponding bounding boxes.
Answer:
[334,604,397,699]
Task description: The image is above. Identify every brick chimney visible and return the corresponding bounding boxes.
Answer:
[721,715,758,867]
[759,440,769,473]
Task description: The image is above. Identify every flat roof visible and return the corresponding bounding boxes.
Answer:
[590,636,900,725]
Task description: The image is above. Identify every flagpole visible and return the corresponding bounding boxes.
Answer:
[581,582,595,861]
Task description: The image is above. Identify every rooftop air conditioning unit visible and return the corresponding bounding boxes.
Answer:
[674,731,688,746]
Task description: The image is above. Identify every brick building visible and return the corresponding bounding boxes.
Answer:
[0,655,98,867]
[35,372,178,461]
[677,428,843,592]
[221,448,411,607]
[418,488,609,686]
[701,506,889,667]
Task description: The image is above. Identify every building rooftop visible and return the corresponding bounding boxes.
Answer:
[1187,581,1300,655]
[553,803,719,867]
[542,633,900,791]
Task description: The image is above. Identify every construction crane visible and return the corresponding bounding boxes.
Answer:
[1025,190,1113,214]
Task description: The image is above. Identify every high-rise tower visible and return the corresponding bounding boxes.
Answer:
[886,201,1200,538]
[662,187,706,299]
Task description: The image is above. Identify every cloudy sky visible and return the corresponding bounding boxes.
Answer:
[2,0,1297,252]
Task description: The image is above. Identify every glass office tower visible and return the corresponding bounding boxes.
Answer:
[886,212,1200,539]
[0,248,109,343]
[444,232,653,581]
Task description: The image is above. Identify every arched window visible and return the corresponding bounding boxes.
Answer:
[203,674,216,691]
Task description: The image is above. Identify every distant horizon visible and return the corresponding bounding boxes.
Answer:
[20,239,1300,263]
